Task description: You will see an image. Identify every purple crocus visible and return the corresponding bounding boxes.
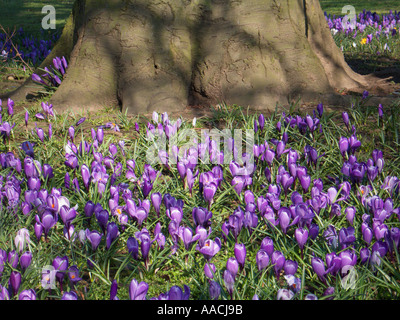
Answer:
[271,251,286,279]
[106,222,120,249]
[209,280,221,300]
[223,270,235,299]
[295,227,308,258]
[127,236,139,260]
[61,291,78,300]
[151,192,162,217]
[311,257,326,283]
[110,280,119,300]
[19,251,32,271]
[234,243,246,270]
[52,256,69,289]
[85,229,103,251]
[284,260,298,275]
[198,238,221,262]
[204,263,216,279]
[18,289,36,300]
[192,207,213,228]
[260,236,274,256]
[9,271,21,296]
[68,265,82,286]
[226,257,239,279]
[129,278,148,300]
[256,249,270,271]
[180,226,201,251]
[168,285,190,300]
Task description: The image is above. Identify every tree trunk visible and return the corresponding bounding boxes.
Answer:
[3,0,381,114]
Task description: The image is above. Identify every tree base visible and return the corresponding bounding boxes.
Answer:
[2,0,398,115]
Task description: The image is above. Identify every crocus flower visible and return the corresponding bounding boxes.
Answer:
[204,263,216,279]
[278,207,291,234]
[295,227,308,257]
[18,289,36,300]
[339,226,356,249]
[284,259,298,275]
[85,229,103,251]
[271,251,286,279]
[192,207,213,228]
[136,230,152,263]
[345,206,356,225]
[285,274,302,293]
[203,182,217,206]
[256,249,270,271]
[342,112,350,128]
[209,280,221,300]
[81,164,91,190]
[106,222,120,249]
[339,137,349,157]
[151,192,162,217]
[107,279,119,300]
[180,226,201,251]
[223,270,235,299]
[311,257,326,282]
[9,271,21,296]
[96,209,109,234]
[15,228,30,253]
[127,236,139,260]
[61,291,78,300]
[20,251,32,271]
[277,289,294,300]
[59,206,77,228]
[198,238,221,262]
[68,265,82,286]
[43,164,54,180]
[52,256,69,287]
[129,278,148,300]
[339,250,357,276]
[168,285,190,300]
[234,243,246,270]
[260,236,274,256]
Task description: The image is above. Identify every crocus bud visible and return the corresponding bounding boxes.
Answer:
[234,243,246,270]
[342,112,350,128]
[204,263,216,279]
[311,257,326,282]
[68,126,75,142]
[129,278,148,300]
[226,258,239,278]
[20,251,32,271]
[9,271,21,296]
[345,206,356,225]
[256,249,270,271]
[223,270,235,299]
[85,229,102,251]
[19,289,36,300]
[260,236,274,256]
[271,251,286,279]
[209,280,221,300]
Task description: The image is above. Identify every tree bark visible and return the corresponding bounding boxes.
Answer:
[3,0,380,114]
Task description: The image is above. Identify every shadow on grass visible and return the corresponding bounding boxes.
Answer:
[0,0,74,35]
[345,53,400,83]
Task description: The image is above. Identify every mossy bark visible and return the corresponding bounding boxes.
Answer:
[4,0,373,114]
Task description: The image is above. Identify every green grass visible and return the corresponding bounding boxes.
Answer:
[319,0,400,16]
[0,0,74,35]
